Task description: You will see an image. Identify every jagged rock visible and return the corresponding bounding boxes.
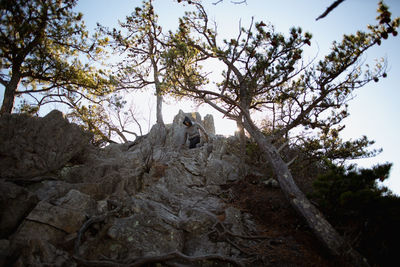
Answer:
[9,190,97,266]
[0,110,91,179]
[203,136,245,184]
[165,109,215,148]
[0,181,38,238]
[13,190,96,243]
[21,201,86,238]
[14,239,76,267]
[2,110,271,266]
[58,145,145,199]
[147,122,167,147]
[106,199,184,258]
[203,114,215,135]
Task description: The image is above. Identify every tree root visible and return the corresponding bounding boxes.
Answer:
[207,220,275,263]
[74,199,122,256]
[73,200,244,267]
[209,221,271,241]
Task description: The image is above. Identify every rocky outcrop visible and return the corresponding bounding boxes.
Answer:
[0,181,38,238]
[0,110,91,179]
[0,110,268,266]
[165,110,215,148]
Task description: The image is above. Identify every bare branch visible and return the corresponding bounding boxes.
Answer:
[286,155,298,167]
[277,140,289,153]
[74,200,122,256]
[212,0,223,5]
[212,0,247,4]
[316,0,346,21]
[231,0,247,5]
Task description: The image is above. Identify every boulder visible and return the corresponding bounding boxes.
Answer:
[9,189,98,265]
[105,199,184,258]
[24,201,86,234]
[13,239,76,267]
[11,190,96,245]
[0,181,38,238]
[0,110,91,179]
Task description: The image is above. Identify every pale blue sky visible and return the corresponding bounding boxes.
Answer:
[2,0,399,193]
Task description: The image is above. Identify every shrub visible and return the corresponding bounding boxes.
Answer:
[312,162,400,266]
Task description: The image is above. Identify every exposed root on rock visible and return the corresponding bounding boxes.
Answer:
[74,250,245,267]
[72,200,245,267]
[74,199,122,256]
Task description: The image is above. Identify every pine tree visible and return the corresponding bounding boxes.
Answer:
[0,0,114,115]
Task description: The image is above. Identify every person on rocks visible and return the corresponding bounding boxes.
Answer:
[182,116,209,149]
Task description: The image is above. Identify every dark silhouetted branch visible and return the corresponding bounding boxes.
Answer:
[316,0,346,20]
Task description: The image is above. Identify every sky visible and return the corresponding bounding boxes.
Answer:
[2,0,399,194]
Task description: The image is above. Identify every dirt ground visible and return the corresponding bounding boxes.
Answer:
[224,174,351,267]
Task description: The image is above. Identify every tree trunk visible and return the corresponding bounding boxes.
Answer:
[242,116,369,267]
[156,91,163,125]
[149,34,164,126]
[235,115,247,177]
[152,64,163,125]
[236,115,246,158]
[0,74,20,115]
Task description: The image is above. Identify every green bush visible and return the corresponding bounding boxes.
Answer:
[312,162,400,266]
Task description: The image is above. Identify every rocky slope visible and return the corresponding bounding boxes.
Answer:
[0,110,342,266]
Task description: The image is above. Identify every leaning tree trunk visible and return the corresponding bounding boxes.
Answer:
[236,115,246,158]
[242,117,369,267]
[0,74,20,115]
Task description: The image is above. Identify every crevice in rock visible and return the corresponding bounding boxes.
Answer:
[24,218,69,235]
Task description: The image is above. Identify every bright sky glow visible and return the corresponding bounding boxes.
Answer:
[1,0,399,194]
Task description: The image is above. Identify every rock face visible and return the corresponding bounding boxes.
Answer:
[166,110,215,148]
[0,110,267,266]
[0,110,91,179]
[0,181,38,238]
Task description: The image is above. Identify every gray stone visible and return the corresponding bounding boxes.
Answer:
[25,200,86,234]
[12,189,96,252]
[0,110,91,179]
[13,238,76,267]
[106,210,183,258]
[2,110,270,266]
[0,181,38,238]
[204,114,215,135]
[53,189,96,212]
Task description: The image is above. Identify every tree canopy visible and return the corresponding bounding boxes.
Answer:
[102,0,167,126]
[162,0,397,162]
[0,0,114,115]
